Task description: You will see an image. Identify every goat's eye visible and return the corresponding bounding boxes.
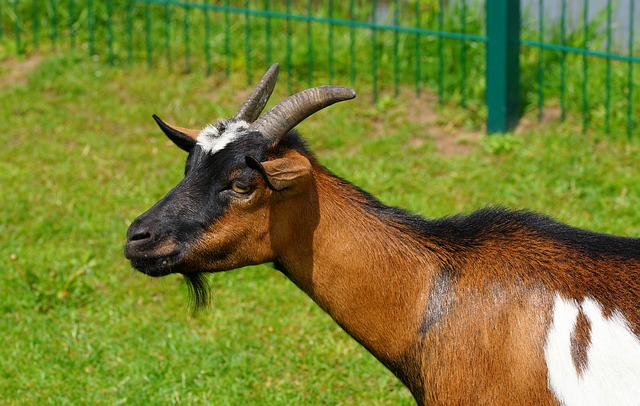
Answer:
[231,180,253,194]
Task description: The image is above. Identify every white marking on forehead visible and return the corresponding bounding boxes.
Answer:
[544,293,640,405]
[196,119,249,155]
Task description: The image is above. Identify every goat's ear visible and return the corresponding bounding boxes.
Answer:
[152,114,198,152]
[246,152,312,192]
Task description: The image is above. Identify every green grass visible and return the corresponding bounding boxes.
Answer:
[2,51,640,404]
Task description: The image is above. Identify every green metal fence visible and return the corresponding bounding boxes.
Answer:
[520,0,639,137]
[1,0,638,136]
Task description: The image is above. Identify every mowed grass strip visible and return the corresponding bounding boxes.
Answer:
[1,52,640,404]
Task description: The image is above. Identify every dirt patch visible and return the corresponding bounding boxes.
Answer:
[428,124,482,156]
[405,92,482,156]
[0,55,42,87]
[515,106,563,134]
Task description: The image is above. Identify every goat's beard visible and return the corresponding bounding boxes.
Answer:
[183,273,211,314]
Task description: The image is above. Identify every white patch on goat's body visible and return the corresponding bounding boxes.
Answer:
[544,293,640,405]
[196,120,248,155]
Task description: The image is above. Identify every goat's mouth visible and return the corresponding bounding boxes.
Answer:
[126,250,184,277]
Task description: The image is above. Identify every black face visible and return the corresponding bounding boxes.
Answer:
[124,131,271,278]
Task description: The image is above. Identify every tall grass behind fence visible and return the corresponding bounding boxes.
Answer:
[1,0,638,136]
[0,1,486,110]
[520,0,639,137]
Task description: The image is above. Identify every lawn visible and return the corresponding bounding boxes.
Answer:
[1,51,640,404]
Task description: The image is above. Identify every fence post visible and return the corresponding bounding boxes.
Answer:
[486,0,520,133]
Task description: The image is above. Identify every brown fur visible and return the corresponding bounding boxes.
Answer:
[258,167,558,403]
[185,191,275,273]
[459,227,640,336]
[265,165,640,404]
[153,239,178,257]
[418,285,557,404]
[570,309,591,375]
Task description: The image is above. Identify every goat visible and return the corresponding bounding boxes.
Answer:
[125,64,640,405]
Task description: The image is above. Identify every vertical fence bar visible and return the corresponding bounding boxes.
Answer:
[244,0,251,84]
[307,0,313,87]
[486,0,520,133]
[14,0,22,55]
[49,0,58,48]
[328,0,334,83]
[414,1,421,95]
[107,0,114,65]
[460,0,467,107]
[144,3,151,67]
[286,0,292,93]
[627,0,635,138]
[126,0,133,65]
[32,0,39,49]
[224,0,230,78]
[69,0,75,49]
[537,0,544,122]
[184,5,191,73]
[0,0,4,40]
[437,0,444,105]
[560,0,566,121]
[164,2,171,69]
[265,0,271,66]
[582,0,589,133]
[371,0,378,102]
[49,0,57,47]
[604,0,611,134]
[88,0,94,55]
[349,0,356,86]
[393,0,399,96]
[204,0,211,76]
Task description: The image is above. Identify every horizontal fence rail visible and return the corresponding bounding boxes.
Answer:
[0,0,638,137]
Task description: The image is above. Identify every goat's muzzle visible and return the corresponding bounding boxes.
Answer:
[125,220,184,277]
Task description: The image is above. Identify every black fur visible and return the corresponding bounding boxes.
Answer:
[153,114,196,152]
[184,273,211,313]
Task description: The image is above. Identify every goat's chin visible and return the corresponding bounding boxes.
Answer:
[128,254,212,311]
[128,252,185,277]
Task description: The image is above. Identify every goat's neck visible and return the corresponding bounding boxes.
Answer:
[274,168,440,364]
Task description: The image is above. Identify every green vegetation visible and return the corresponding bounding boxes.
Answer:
[1,1,638,403]
[2,0,638,134]
[2,50,640,404]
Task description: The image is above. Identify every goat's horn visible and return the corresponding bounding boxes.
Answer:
[153,114,201,140]
[234,63,280,122]
[152,114,200,153]
[250,86,356,141]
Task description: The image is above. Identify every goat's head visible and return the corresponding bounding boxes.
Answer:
[124,64,355,305]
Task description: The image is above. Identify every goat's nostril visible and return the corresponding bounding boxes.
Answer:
[128,227,152,243]
[130,230,151,241]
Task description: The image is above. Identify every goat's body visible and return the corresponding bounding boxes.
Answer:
[272,159,640,404]
[126,67,640,404]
